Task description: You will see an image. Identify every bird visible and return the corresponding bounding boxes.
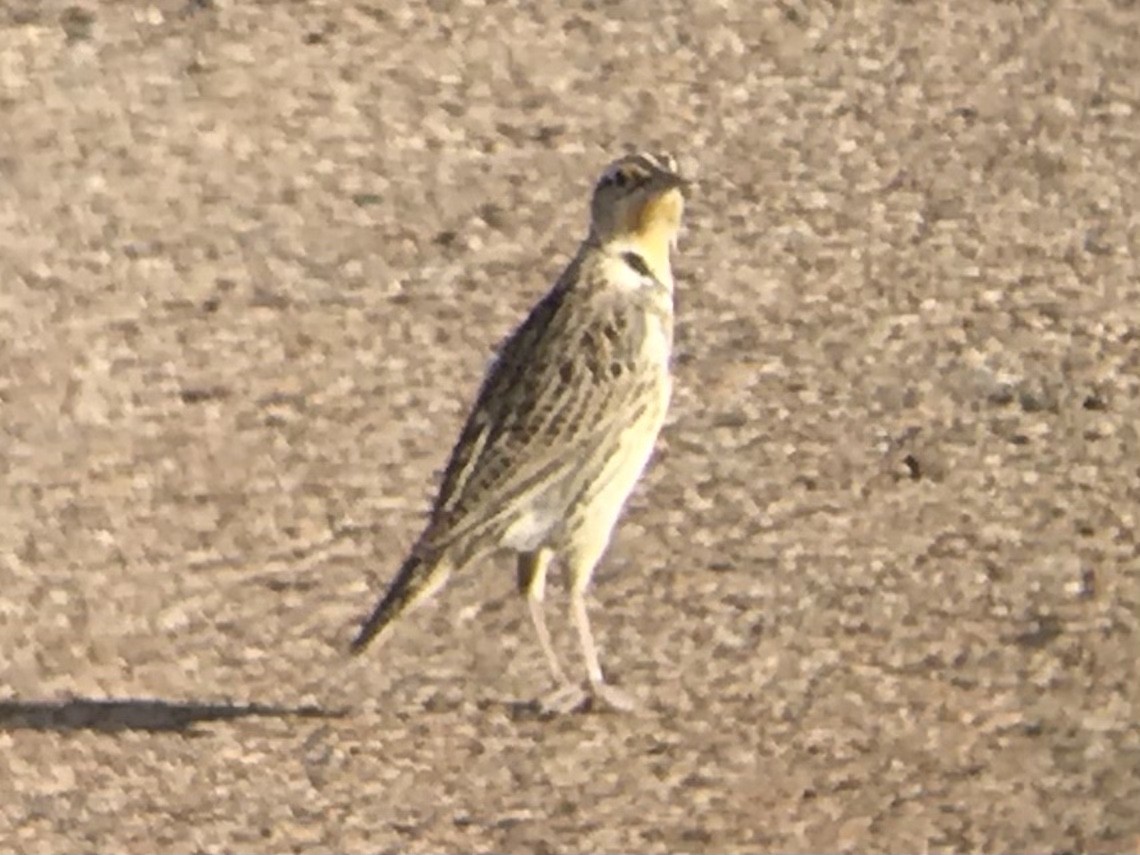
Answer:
[349,151,686,713]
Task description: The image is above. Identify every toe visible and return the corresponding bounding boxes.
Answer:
[592,682,638,712]
[539,683,590,715]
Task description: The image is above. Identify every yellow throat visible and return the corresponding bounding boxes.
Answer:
[625,187,684,280]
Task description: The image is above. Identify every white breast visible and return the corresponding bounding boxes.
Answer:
[603,254,653,293]
[600,247,673,295]
[640,309,673,372]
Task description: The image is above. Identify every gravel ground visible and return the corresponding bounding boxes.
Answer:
[1,0,1138,851]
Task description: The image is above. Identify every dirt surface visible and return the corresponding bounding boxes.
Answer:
[2,0,1138,851]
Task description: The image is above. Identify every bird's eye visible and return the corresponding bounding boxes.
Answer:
[609,169,628,188]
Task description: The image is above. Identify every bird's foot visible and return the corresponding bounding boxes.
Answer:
[590,681,638,713]
[533,681,639,715]
[538,683,590,715]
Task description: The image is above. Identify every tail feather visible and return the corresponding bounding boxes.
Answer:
[349,551,450,654]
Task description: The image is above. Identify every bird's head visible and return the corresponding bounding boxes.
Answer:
[588,152,686,270]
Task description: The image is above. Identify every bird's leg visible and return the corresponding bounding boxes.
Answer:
[518,548,588,714]
[563,527,638,713]
[517,548,568,686]
[569,586,605,687]
[529,597,569,686]
[570,587,637,712]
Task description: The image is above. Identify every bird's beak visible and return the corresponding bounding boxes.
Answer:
[648,171,687,194]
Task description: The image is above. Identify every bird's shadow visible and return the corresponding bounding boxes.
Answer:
[0,696,347,736]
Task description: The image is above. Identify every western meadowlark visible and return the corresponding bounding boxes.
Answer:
[350,152,686,713]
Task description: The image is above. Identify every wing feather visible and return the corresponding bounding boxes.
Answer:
[419,256,669,557]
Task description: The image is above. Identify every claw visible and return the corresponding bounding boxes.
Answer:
[591,682,638,713]
[538,683,590,715]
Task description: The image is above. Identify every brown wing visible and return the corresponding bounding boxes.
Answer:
[418,259,666,557]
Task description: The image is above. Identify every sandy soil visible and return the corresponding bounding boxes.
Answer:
[1,0,1138,851]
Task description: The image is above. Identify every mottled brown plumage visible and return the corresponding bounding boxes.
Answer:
[350,152,686,712]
